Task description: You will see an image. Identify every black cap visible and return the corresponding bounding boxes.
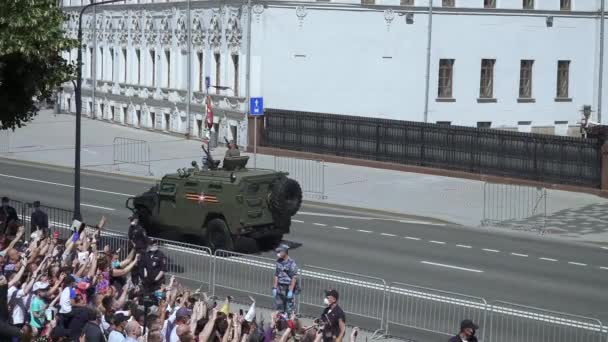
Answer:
[33,201,41,208]
[325,289,339,301]
[460,319,479,331]
[1,197,8,203]
[113,313,129,325]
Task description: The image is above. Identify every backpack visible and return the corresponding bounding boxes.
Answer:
[7,289,27,325]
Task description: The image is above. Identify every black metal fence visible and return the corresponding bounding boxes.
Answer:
[262,109,603,188]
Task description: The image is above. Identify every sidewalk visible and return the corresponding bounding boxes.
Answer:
[2,110,607,243]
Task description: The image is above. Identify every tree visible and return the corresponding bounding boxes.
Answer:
[0,0,77,130]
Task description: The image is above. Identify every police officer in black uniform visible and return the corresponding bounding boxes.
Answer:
[128,216,148,285]
[30,201,49,237]
[142,238,166,294]
[0,197,18,234]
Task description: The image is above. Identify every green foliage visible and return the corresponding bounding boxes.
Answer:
[0,0,77,130]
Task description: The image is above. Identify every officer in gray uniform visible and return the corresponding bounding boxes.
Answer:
[272,244,299,315]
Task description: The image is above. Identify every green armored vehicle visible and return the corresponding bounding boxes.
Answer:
[126,148,302,253]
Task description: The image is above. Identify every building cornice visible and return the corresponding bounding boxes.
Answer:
[62,1,602,19]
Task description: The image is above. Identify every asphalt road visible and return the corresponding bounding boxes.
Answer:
[2,158,608,334]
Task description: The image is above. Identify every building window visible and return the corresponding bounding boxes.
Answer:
[556,60,570,99]
[484,0,495,8]
[214,53,221,95]
[560,0,571,11]
[400,0,414,5]
[361,0,374,4]
[519,60,534,99]
[197,52,204,92]
[477,122,492,128]
[232,54,239,97]
[523,0,534,9]
[109,48,114,82]
[479,59,495,99]
[438,59,454,99]
[150,50,155,87]
[165,50,171,88]
[122,48,127,83]
[442,0,455,6]
[136,49,141,84]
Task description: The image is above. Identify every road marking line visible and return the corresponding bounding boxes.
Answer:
[420,261,483,273]
[294,212,445,226]
[313,223,327,227]
[539,257,558,262]
[404,236,420,241]
[357,229,372,233]
[398,219,446,226]
[511,253,528,257]
[0,173,134,197]
[81,203,115,211]
[380,233,396,237]
[456,245,472,249]
[600,267,608,270]
[333,226,350,230]
[602,247,608,250]
[568,262,587,266]
[429,240,446,245]
[482,248,500,253]
[292,220,304,223]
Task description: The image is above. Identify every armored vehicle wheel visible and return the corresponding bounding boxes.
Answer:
[269,178,302,218]
[206,218,234,252]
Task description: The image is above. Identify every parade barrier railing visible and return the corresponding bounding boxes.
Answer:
[273,156,326,199]
[481,182,548,234]
[386,282,488,340]
[486,301,605,342]
[112,136,152,175]
[10,199,607,341]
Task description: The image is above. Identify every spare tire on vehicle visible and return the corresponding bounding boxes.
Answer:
[269,177,302,218]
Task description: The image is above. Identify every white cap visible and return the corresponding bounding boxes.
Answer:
[33,281,49,292]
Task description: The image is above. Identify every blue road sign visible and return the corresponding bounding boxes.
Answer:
[250,97,264,115]
[205,76,211,90]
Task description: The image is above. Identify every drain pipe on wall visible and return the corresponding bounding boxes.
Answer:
[599,0,605,123]
[186,0,192,137]
[245,0,254,167]
[423,0,433,123]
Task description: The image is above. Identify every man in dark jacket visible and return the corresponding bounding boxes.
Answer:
[30,201,49,236]
[448,319,479,342]
[0,198,18,234]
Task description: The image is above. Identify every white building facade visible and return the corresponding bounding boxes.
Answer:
[60,0,608,146]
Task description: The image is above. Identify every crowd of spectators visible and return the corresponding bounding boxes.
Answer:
[0,199,360,342]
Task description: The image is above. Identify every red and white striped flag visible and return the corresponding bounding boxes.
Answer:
[205,95,214,129]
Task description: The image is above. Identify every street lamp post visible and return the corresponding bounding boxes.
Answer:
[74,0,125,220]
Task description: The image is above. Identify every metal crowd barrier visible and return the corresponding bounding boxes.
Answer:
[481,182,548,233]
[213,249,276,299]
[112,136,152,175]
[487,301,605,342]
[0,130,11,154]
[8,199,608,341]
[273,156,326,199]
[300,265,387,333]
[386,283,487,340]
